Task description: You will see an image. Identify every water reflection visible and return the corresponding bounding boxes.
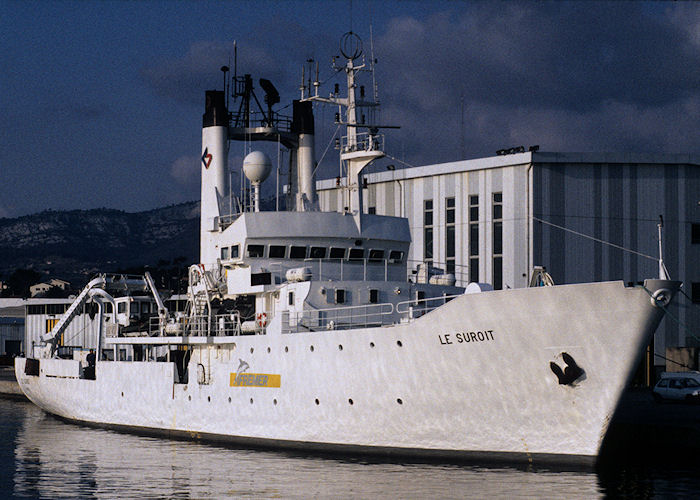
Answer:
[2,399,697,499]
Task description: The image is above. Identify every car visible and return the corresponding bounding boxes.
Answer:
[652,372,700,402]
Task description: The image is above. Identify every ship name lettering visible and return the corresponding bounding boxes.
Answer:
[439,330,495,345]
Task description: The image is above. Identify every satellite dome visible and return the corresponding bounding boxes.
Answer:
[243,151,272,184]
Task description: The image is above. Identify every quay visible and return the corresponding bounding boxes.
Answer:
[0,365,25,400]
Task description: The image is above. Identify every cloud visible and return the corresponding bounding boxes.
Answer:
[170,155,200,185]
[141,40,293,106]
[363,3,700,163]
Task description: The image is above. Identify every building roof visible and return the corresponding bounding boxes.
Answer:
[316,151,700,190]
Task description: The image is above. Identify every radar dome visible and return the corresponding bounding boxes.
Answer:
[243,151,272,184]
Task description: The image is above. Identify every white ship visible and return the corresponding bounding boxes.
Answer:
[15,33,680,466]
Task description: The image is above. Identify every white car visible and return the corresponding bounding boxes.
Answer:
[653,372,700,402]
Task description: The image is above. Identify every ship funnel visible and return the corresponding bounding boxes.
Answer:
[243,151,272,212]
[201,90,230,263]
[291,100,316,211]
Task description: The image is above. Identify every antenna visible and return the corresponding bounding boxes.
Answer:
[233,41,238,102]
[657,215,670,280]
[370,24,378,102]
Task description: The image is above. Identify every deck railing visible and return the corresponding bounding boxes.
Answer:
[282,302,395,333]
[396,294,461,319]
[148,313,242,337]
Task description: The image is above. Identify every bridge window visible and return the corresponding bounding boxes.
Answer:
[368,249,384,262]
[335,289,346,304]
[232,244,240,258]
[221,246,230,260]
[389,250,404,264]
[348,248,365,261]
[269,245,286,258]
[290,246,307,259]
[247,245,264,258]
[310,247,327,259]
[118,302,126,314]
[330,247,346,259]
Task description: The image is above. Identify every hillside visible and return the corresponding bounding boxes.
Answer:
[0,202,199,284]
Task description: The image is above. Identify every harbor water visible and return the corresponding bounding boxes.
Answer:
[1,397,699,499]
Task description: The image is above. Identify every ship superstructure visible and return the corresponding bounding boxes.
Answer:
[15,33,680,466]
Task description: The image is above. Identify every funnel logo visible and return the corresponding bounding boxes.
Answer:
[201,148,213,169]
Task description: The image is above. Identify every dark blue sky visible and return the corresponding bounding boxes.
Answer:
[2,1,699,217]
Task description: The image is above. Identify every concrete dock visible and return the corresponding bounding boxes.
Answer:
[0,365,25,400]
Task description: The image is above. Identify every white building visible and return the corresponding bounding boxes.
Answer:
[317,151,700,372]
[30,278,71,297]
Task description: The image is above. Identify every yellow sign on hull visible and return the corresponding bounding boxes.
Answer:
[230,373,281,388]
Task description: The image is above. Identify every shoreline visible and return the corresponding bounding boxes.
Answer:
[0,366,26,400]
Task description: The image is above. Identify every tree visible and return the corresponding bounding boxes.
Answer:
[6,269,42,298]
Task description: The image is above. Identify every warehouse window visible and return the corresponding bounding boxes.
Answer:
[27,305,44,315]
[424,200,433,266]
[693,283,700,304]
[446,197,455,275]
[469,195,479,282]
[493,192,503,290]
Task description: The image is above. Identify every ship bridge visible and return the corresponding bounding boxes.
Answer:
[204,211,410,295]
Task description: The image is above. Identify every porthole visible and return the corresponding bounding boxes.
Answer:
[267,347,271,353]
[250,347,254,354]
[273,399,278,405]
[348,398,354,405]
[121,392,124,397]
[228,397,231,403]
[310,345,315,352]
[370,342,375,348]
[397,398,403,405]
[188,395,191,401]
[396,340,403,347]
[338,345,343,351]
[315,398,320,405]
[285,346,289,353]
[250,398,254,404]
[207,396,211,402]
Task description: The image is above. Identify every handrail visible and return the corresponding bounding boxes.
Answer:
[284,302,395,333]
[396,294,462,314]
[148,312,242,337]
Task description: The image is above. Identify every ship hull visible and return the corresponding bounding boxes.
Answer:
[15,280,675,466]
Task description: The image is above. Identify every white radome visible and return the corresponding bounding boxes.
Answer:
[243,151,272,183]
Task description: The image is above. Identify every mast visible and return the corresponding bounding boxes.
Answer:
[304,32,397,229]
